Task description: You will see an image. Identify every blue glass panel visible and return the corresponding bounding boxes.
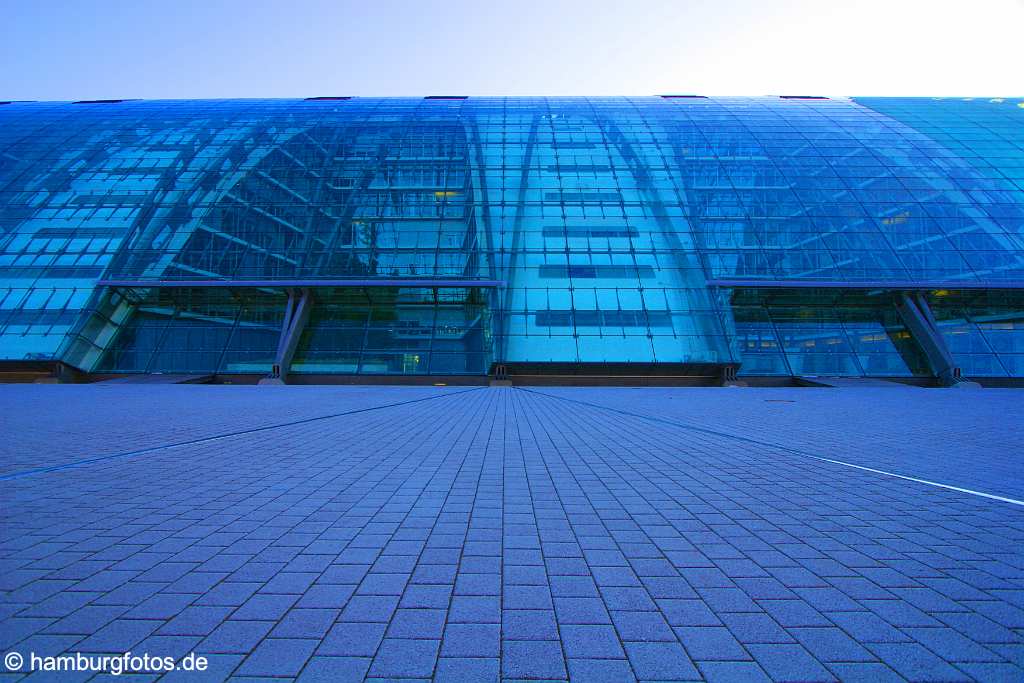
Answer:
[1,97,1022,375]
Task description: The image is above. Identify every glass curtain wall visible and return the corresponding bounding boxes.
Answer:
[1,97,1022,376]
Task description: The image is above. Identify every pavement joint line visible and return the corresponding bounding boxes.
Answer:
[0,387,483,483]
[518,387,1024,508]
[807,456,1024,506]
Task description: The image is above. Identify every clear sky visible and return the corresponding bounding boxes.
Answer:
[2,0,1021,100]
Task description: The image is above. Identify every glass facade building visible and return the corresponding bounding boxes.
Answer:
[0,96,1022,380]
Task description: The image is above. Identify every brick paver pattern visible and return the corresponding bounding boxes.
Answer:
[1,385,1022,682]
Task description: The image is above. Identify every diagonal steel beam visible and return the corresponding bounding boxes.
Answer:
[260,288,313,385]
[894,292,978,387]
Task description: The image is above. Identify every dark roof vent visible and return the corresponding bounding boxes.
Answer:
[661,95,707,99]
[305,96,352,101]
[780,95,829,100]
[72,99,134,104]
[425,95,468,100]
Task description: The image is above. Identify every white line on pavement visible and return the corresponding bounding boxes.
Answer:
[806,456,1024,507]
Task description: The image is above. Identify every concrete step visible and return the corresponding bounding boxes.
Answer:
[796,376,918,388]
[97,374,214,385]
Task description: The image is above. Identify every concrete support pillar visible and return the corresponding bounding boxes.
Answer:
[894,292,980,388]
[259,288,313,385]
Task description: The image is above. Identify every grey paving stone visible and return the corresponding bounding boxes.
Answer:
[1,385,1022,682]
[234,637,316,676]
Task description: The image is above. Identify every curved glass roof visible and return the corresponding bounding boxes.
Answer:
[0,96,1022,364]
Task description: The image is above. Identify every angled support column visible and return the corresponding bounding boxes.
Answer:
[894,292,979,388]
[259,288,313,385]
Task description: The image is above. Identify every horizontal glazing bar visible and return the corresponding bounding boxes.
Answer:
[707,279,1024,290]
[97,279,506,288]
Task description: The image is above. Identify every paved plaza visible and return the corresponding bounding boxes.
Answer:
[1,384,1022,681]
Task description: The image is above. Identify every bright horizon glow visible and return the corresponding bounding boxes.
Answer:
[1,0,1022,100]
